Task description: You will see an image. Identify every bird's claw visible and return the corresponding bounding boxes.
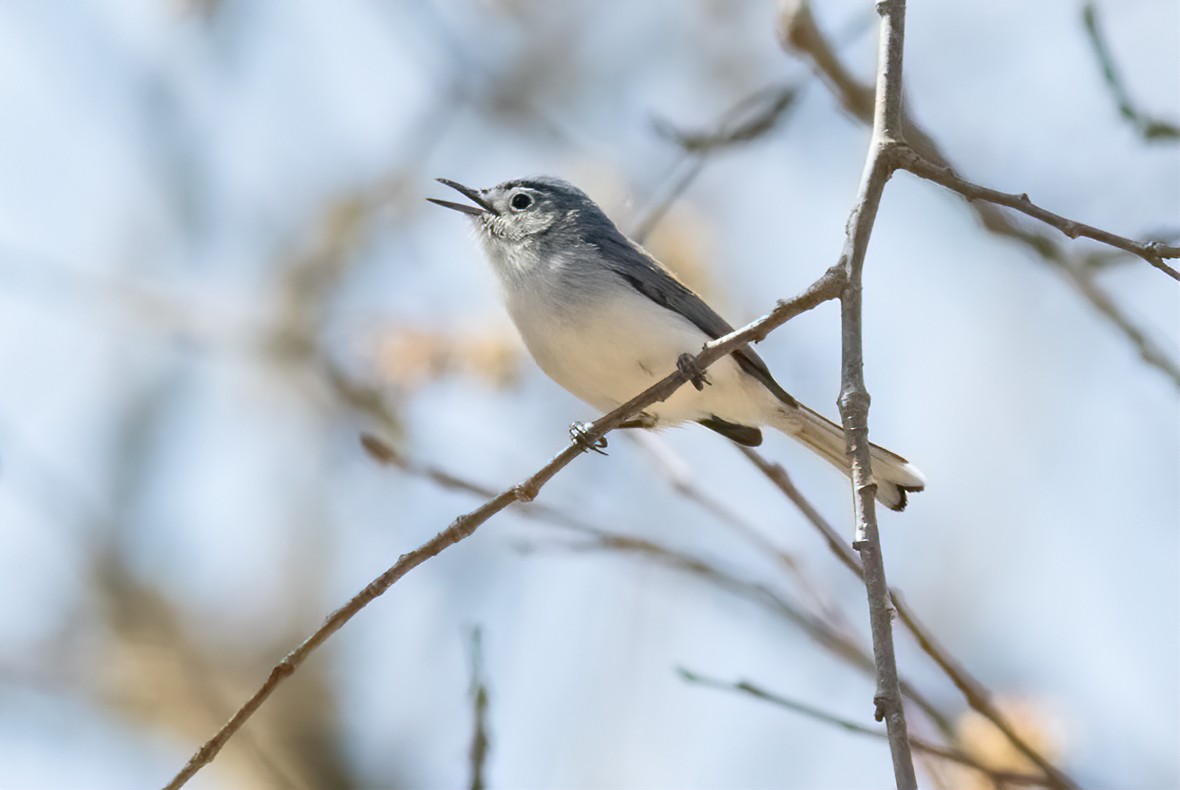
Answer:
[569,421,608,455]
[677,353,710,391]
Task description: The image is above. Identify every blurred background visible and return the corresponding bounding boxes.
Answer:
[0,0,1176,787]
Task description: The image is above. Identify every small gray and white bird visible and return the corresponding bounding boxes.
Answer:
[429,176,925,511]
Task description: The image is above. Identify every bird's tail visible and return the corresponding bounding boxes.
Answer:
[771,404,926,512]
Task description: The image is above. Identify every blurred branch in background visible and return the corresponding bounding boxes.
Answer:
[632,7,877,245]
[466,627,490,790]
[522,519,954,735]
[362,427,1070,790]
[362,427,992,750]
[634,83,800,243]
[629,432,850,631]
[776,0,1180,388]
[676,667,1051,788]
[0,401,356,790]
[357,436,964,746]
[738,447,1071,788]
[1081,2,1180,142]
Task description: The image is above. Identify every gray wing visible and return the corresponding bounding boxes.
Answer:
[588,229,797,408]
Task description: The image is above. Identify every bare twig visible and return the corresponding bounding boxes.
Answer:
[1085,228,1180,270]
[777,0,1180,387]
[830,1,915,786]
[677,668,1050,787]
[467,628,490,790]
[896,149,1180,280]
[162,267,844,789]
[1081,2,1180,142]
[738,446,1079,789]
[634,83,800,242]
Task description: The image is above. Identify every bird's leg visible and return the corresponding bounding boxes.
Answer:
[569,421,609,455]
[677,353,710,391]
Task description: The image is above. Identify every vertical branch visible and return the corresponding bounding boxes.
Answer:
[833,1,914,787]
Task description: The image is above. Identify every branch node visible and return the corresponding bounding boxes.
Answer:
[877,138,908,168]
[512,483,538,503]
[838,389,871,417]
[855,481,880,498]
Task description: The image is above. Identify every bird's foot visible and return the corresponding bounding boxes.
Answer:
[569,421,608,455]
[677,353,710,391]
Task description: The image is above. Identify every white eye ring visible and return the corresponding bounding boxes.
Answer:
[509,192,533,211]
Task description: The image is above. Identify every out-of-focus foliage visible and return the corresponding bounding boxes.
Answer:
[929,698,1064,790]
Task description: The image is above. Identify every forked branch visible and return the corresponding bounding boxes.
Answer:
[778,0,1180,386]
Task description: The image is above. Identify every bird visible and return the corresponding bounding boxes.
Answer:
[428,176,925,511]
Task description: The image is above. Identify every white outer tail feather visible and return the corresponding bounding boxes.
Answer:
[772,405,926,512]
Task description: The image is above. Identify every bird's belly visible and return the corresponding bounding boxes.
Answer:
[506,287,767,426]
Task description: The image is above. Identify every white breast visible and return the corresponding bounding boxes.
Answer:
[503,277,772,428]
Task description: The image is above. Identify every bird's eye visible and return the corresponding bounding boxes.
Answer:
[510,193,533,211]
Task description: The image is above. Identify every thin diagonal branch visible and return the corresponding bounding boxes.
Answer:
[738,446,1079,789]
[629,433,849,628]
[832,1,915,786]
[896,149,1180,280]
[677,668,1051,788]
[1081,2,1180,142]
[653,84,801,153]
[161,267,844,790]
[1057,261,1180,383]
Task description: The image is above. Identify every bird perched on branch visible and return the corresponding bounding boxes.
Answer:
[429,176,925,511]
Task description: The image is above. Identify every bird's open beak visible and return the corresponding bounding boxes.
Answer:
[427,178,497,216]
